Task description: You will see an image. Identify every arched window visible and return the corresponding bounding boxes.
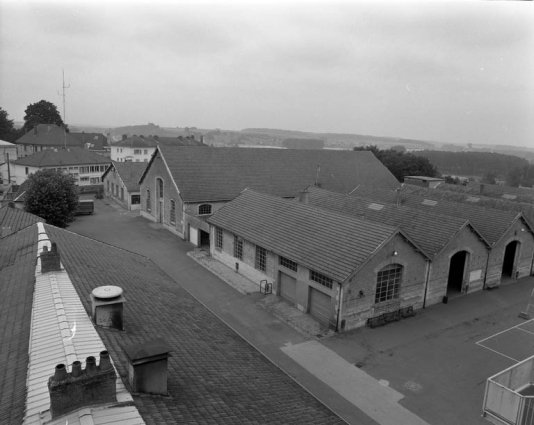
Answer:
[170,200,176,225]
[157,178,164,198]
[198,204,212,215]
[146,189,151,212]
[375,264,403,303]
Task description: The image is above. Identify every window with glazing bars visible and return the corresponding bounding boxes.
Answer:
[279,256,297,272]
[375,264,403,303]
[234,235,243,260]
[146,189,151,212]
[170,200,176,225]
[255,246,267,272]
[198,204,212,215]
[310,270,333,289]
[157,178,163,198]
[215,227,223,249]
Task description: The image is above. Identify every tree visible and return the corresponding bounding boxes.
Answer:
[24,169,79,227]
[0,107,23,142]
[506,166,523,188]
[23,100,67,133]
[482,171,497,185]
[353,145,439,182]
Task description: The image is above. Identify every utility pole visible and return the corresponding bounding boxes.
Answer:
[58,69,70,149]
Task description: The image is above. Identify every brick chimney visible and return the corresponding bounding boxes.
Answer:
[298,190,309,204]
[48,351,117,419]
[41,243,61,273]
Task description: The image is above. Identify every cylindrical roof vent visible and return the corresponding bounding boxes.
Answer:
[90,285,126,331]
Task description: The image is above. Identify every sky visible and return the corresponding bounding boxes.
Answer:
[0,0,533,146]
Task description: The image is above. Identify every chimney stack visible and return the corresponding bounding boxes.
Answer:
[124,338,171,395]
[40,243,61,273]
[48,351,117,419]
[91,286,126,330]
[299,190,309,205]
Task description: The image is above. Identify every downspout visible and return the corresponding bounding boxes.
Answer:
[422,259,431,309]
[335,281,344,332]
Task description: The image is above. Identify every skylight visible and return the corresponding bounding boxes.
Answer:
[368,203,384,211]
[422,199,437,206]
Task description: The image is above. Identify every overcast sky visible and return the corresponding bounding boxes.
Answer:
[1,0,533,146]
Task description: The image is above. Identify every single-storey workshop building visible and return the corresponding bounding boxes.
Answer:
[207,189,429,331]
[352,186,534,288]
[102,161,147,210]
[139,145,400,246]
[302,186,490,306]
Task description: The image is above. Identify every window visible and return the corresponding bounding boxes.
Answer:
[310,270,333,289]
[255,246,267,272]
[198,204,212,215]
[170,200,176,225]
[144,149,148,154]
[279,256,297,272]
[215,227,223,249]
[375,264,403,303]
[157,178,163,198]
[121,187,124,200]
[81,177,90,182]
[25,167,29,175]
[79,166,89,174]
[233,235,243,260]
[146,189,151,212]
[131,194,140,205]
[134,149,142,155]
[107,181,110,192]
[90,177,100,184]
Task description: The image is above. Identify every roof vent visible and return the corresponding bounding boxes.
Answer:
[91,286,126,331]
[123,338,172,395]
[422,199,438,206]
[299,190,309,204]
[368,203,384,211]
[48,351,117,419]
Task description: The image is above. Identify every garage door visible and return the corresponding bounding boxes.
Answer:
[309,287,331,326]
[279,272,296,304]
[189,226,198,246]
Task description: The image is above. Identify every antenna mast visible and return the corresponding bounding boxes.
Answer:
[58,69,70,148]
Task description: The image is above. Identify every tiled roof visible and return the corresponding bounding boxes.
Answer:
[69,132,109,150]
[0,223,344,424]
[0,225,38,424]
[351,185,529,246]
[150,145,400,203]
[208,189,421,282]
[102,161,146,192]
[0,205,43,238]
[304,186,488,257]
[14,124,81,147]
[111,136,158,148]
[11,148,111,167]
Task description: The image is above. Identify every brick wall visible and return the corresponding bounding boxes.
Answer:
[342,233,428,331]
[486,219,534,288]
[425,225,489,306]
[140,151,184,237]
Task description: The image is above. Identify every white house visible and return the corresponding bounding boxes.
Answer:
[110,136,157,162]
[0,139,17,184]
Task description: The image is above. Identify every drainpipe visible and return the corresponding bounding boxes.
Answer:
[422,259,431,309]
[335,282,344,332]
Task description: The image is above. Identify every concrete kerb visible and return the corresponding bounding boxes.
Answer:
[187,249,333,340]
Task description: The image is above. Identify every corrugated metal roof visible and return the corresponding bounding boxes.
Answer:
[304,187,486,258]
[149,145,400,203]
[208,189,410,282]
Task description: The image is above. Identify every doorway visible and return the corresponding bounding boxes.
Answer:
[447,251,468,296]
[199,230,210,247]
[502,241,519,279]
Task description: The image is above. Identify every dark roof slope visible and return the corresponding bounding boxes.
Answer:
[11,148,111,167]
[14,124,81,147]
[102,161,147,192]
[0,225,38,424]
[69,132,109,150]
[38,224,344,424]
[152,146,399,202]
[0,205,43,237]
[351,185,527,246]
[208,189,421,282]
[304,186,487,257]
[111,135,158,148]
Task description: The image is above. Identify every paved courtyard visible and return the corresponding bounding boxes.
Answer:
[68,198,534,425]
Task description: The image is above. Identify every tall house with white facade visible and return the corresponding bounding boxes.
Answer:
[110,136,157,162]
